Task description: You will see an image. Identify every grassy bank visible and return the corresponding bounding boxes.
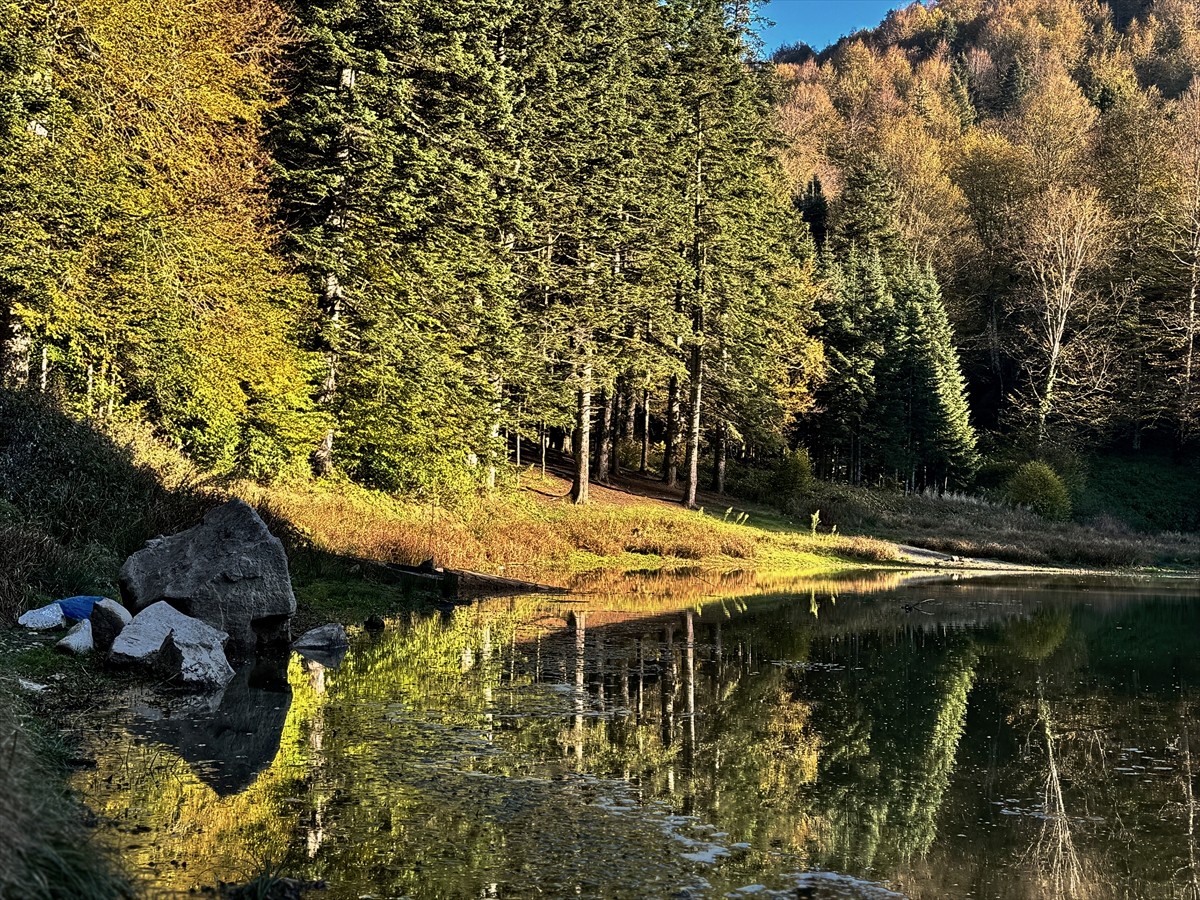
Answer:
[0,390,896,629]
[799,480,1200,570]
[0,683,131,899]
[243,472,896,585]
[7,388,1200,630]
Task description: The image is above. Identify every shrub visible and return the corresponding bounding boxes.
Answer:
[723,461,775,505]
[774,449,814,513]
[1006,461,1072,521]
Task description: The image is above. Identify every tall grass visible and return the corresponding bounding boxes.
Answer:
[0,691,131,898]
[240,476,895,582]
[0,391,209,623]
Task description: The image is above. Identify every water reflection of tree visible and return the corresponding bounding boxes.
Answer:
[80,580,1200,899]
[1022,680,1091,900]
[1178,702,1200,900]
[802,632,979,873]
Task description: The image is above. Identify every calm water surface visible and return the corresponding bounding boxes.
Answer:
[75,572,1200,899]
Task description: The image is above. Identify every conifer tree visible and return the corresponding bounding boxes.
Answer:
[872,265,978,489]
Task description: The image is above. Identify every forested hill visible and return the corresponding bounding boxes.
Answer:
[774,0,1200,471]
[2,0,1199,516]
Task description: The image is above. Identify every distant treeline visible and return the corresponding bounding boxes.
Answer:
[2,0,1197,505]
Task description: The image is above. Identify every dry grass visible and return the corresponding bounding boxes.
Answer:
[805,482,1200,569]
[236,471,896,584]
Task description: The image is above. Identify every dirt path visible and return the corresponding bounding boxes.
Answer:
[893,543,1076,573]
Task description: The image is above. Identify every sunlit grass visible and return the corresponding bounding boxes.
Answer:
[236,473,899,587]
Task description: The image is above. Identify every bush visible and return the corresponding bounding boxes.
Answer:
[723,461,773,505]
[773,449,814,513]
[1006,461,1072,521]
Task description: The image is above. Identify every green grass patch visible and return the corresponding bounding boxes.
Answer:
[293,577,427,630]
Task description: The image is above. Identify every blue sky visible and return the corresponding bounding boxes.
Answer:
[756,0,914,53]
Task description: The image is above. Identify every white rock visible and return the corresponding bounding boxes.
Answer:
[110,601,234,689]
[18,602,66,631]
[159,630,236,689]
[55,619,93,655]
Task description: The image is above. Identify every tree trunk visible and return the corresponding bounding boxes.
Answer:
[663,375,680,487]
[711,421,726,494]
[682,96,705,509]
[486,376,502,489]
[640,389,651,474]
[1038,343,1061,446]
[571,362,592,504]
[596,388,612,484]
[0,305,31,390]
[1181,249,1199,443]
[608,390,621,479]
[313,276,344,477]
[622,377,637,440]
[682,309,704,508]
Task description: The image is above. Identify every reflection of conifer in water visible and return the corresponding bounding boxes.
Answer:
[893,645,978,864]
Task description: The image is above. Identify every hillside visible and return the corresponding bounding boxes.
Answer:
[773,0,1200,464]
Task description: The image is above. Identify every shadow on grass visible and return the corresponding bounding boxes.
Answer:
[0,389,439,628]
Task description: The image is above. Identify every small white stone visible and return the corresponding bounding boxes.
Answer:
[56,619,93,655]
[18,603,66,631]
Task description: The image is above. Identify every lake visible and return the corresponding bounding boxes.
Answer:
[74,571,1200,899]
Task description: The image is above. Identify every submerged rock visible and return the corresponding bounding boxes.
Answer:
[110,601,235,688]
[119,499,296,656]
[293,623,350,668]
[55,619,93,655]
[90,598,133,652]
[293,623,349,650]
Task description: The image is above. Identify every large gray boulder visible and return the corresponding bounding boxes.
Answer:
[110,601,235,688]
[90,598,133,652]
[118,499,296,656]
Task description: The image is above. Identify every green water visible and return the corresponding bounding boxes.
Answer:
[75,572,1200,899]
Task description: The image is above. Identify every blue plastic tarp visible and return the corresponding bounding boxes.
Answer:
[57,596,104,621]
